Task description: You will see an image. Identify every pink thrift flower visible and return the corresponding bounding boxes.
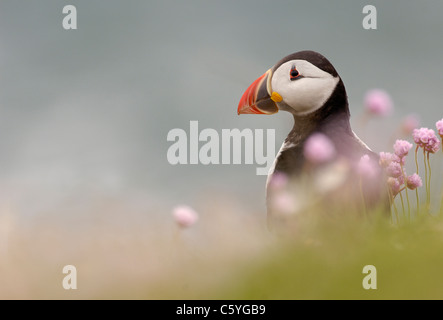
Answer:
[387,177,403,196]
[436,119,443,137]
[271,192,298,215]
[379,152,394,168]
[268,172,289,191]
[401,114,420,135]
[412,128,440,153]
[364,89,393,116]
[393,154,405,166]
[429,139,441,153]
[397,173,405,186]
[386,161,402,178]
[413,128,441,153]
[357,155,379,178]
[406,174,422,190]
[173,205,199,228]
[412,128,427,145]
[304,133,336,164]
[393,139,413,159]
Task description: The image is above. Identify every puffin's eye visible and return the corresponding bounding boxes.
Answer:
[290,66,300,81]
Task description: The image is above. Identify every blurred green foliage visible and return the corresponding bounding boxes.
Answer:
[212,212,443,300]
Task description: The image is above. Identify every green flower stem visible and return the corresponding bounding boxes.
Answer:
[423,149,429,213]
[392,200,400,223]
[415,146,420,214]
[399,191,406,220]
[401,165,411,221]
[416,189,421,215]
[427,152,432,212]
[440,187,443,216]
[387,188,399,223]
[415,146,420,172]
[441,138,443,215]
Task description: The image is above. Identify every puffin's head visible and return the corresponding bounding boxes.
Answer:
[238,51,342,116]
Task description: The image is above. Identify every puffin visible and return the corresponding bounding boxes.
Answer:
[237,51,386,227]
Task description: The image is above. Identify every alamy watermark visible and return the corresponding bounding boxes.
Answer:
[363,5,377,30]
[362,265,377,290]
[166,121,276,176]
[62,4,377,31]
[62,265,77,290]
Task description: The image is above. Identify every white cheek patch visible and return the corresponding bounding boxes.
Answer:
[281,77,339,115]
[271,60,340,115]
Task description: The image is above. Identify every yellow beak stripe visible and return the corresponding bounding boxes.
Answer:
[271,91,283,103]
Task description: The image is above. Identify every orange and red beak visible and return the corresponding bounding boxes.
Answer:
[237,69,279,115]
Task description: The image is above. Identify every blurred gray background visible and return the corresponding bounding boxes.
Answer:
[0,0,442,219]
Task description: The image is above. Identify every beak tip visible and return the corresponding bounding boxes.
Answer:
[237,70,274,116]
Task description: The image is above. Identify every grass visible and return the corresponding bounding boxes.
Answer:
[2,199,443,299]
[218,213,443,300]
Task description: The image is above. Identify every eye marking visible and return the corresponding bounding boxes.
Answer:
[289,65,301,81]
